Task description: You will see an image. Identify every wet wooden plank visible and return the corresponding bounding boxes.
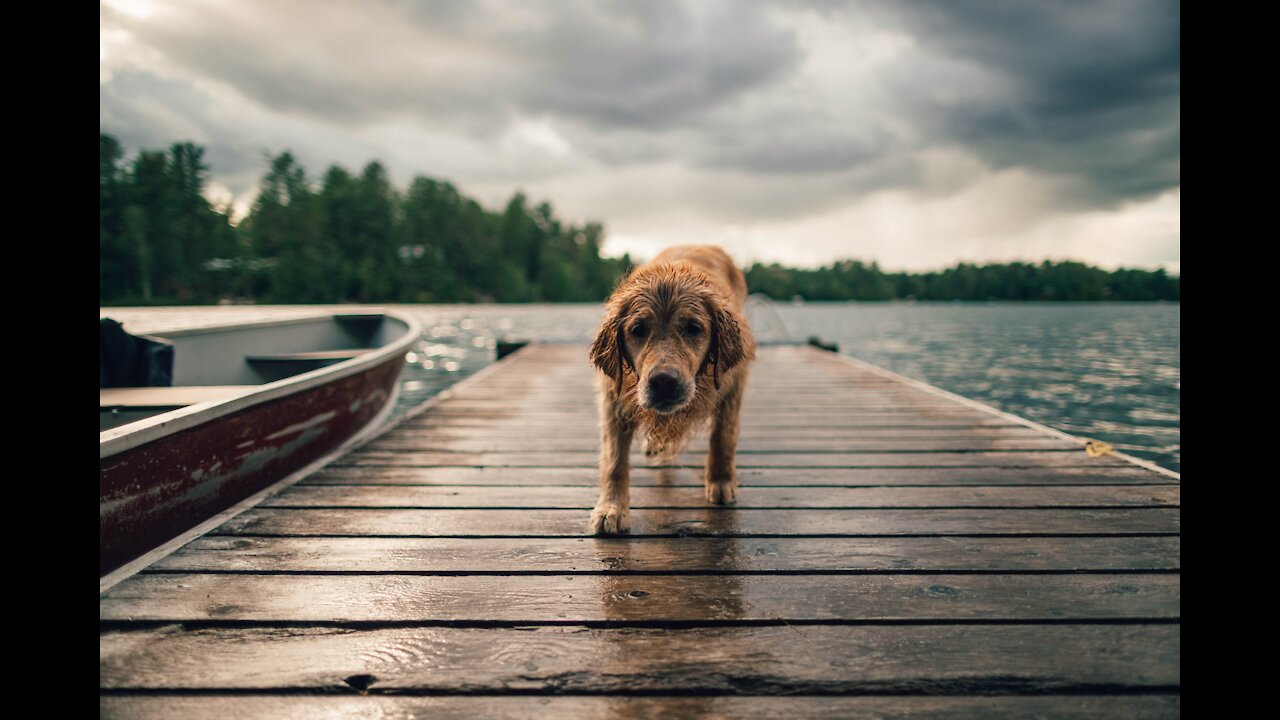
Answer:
[305,465,1169,486]
[430,400,995,412]
[440,396,998,408]
[410,407,1019,420]
[405,413,1028,428]
[101,572,1178,622]
[382,422,1056,435]
[334,450,1129,468]
[447,390,986,400]
[362,435,1080,452]
[381,425,1057,440]
[99,695,1182,720]
[100,624,1180,692]
[217,507,1180,537]
[262,484,1180,509]
[151,536,1181,573]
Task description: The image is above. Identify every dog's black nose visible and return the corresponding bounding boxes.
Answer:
[647,369,682,404]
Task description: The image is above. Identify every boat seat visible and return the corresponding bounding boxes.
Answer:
[245,348,374,362]
[100,386,257,408]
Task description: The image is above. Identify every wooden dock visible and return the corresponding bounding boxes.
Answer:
[100,344,1180,718]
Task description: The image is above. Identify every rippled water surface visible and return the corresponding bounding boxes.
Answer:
[103,301,1180,472]
[772,303,1180,472]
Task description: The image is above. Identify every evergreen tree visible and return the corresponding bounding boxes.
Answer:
[99,133,1179,306]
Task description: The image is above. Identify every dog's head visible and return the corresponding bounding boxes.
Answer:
[590,262,749,414]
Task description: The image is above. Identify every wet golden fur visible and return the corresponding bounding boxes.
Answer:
[587,245,755,534]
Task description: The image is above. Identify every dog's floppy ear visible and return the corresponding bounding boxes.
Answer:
[700,297,749,390]
[589,301,633,395]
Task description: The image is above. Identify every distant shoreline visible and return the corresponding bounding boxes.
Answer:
[100,135,1178,307]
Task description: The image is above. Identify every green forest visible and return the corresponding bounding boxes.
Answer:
[100,134,1180,305]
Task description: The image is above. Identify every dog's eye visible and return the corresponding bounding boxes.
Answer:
[684,321,703,336]
[629,321,647,337]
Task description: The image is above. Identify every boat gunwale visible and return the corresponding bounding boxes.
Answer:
[99,310,422,460]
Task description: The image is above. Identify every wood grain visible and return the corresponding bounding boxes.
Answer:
[216,507,1180,536]
[150,535,1182,573]
[362,435,1080,452]
[334,450,1129,468]
[101,572,1179,622]
[305,464,1169,486]
[100,695,1182,720]
[100,624,1180,692]
[261,484,1178,509]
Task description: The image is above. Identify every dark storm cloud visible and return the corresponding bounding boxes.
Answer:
[103,0,1178,213]
[113,1,800,133]
[507,3,801,129]
[861,0,1180,203]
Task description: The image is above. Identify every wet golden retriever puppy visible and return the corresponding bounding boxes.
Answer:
[587,245,755,534]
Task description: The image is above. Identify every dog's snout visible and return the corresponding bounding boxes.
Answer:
[645,367,687,411]
[648,369,681,400]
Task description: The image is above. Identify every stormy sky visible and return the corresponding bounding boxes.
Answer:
[100,0,1180,272]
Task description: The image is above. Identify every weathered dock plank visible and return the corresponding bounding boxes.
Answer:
[408,413,1032,428]
[306,464,1170,486]
[101,572,1179,623]
[259,484,1179,508]
[101,695,1182,720]
[100,343,1180,714]
[363,435,1082,451]
[335,450,1131,468]
[147,535,1182,573]
[214,506,1180,536]
[100,624,1179,692]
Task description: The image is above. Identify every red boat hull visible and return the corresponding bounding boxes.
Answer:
[99,358,401,575]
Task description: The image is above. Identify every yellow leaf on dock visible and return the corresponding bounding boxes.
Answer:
[1084,440,1115,457]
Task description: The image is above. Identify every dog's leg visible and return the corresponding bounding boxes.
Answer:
[705,374,746,504]
[591,387,635,534]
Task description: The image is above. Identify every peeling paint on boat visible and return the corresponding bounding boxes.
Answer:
[264,411,337,441]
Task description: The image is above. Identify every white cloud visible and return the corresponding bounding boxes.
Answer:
[601,167,1179,272]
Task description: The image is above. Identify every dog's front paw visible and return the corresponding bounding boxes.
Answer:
[705,479,738,505]
[590,502,631,535]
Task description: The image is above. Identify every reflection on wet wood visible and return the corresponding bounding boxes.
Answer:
[100,343,1179,712]
[408,413,1027,428]
[217,506,1180,536]
[150,535,1181,573]
[100,624,1179,692]
[261,484,1179,508]
[307,464,1169,486]
[363,434,1081,452]
[100,695,1182,720]
[102,572,1179,622]
[336,450,1130,468]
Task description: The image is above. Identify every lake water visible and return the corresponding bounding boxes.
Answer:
[102,301,1180,473]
